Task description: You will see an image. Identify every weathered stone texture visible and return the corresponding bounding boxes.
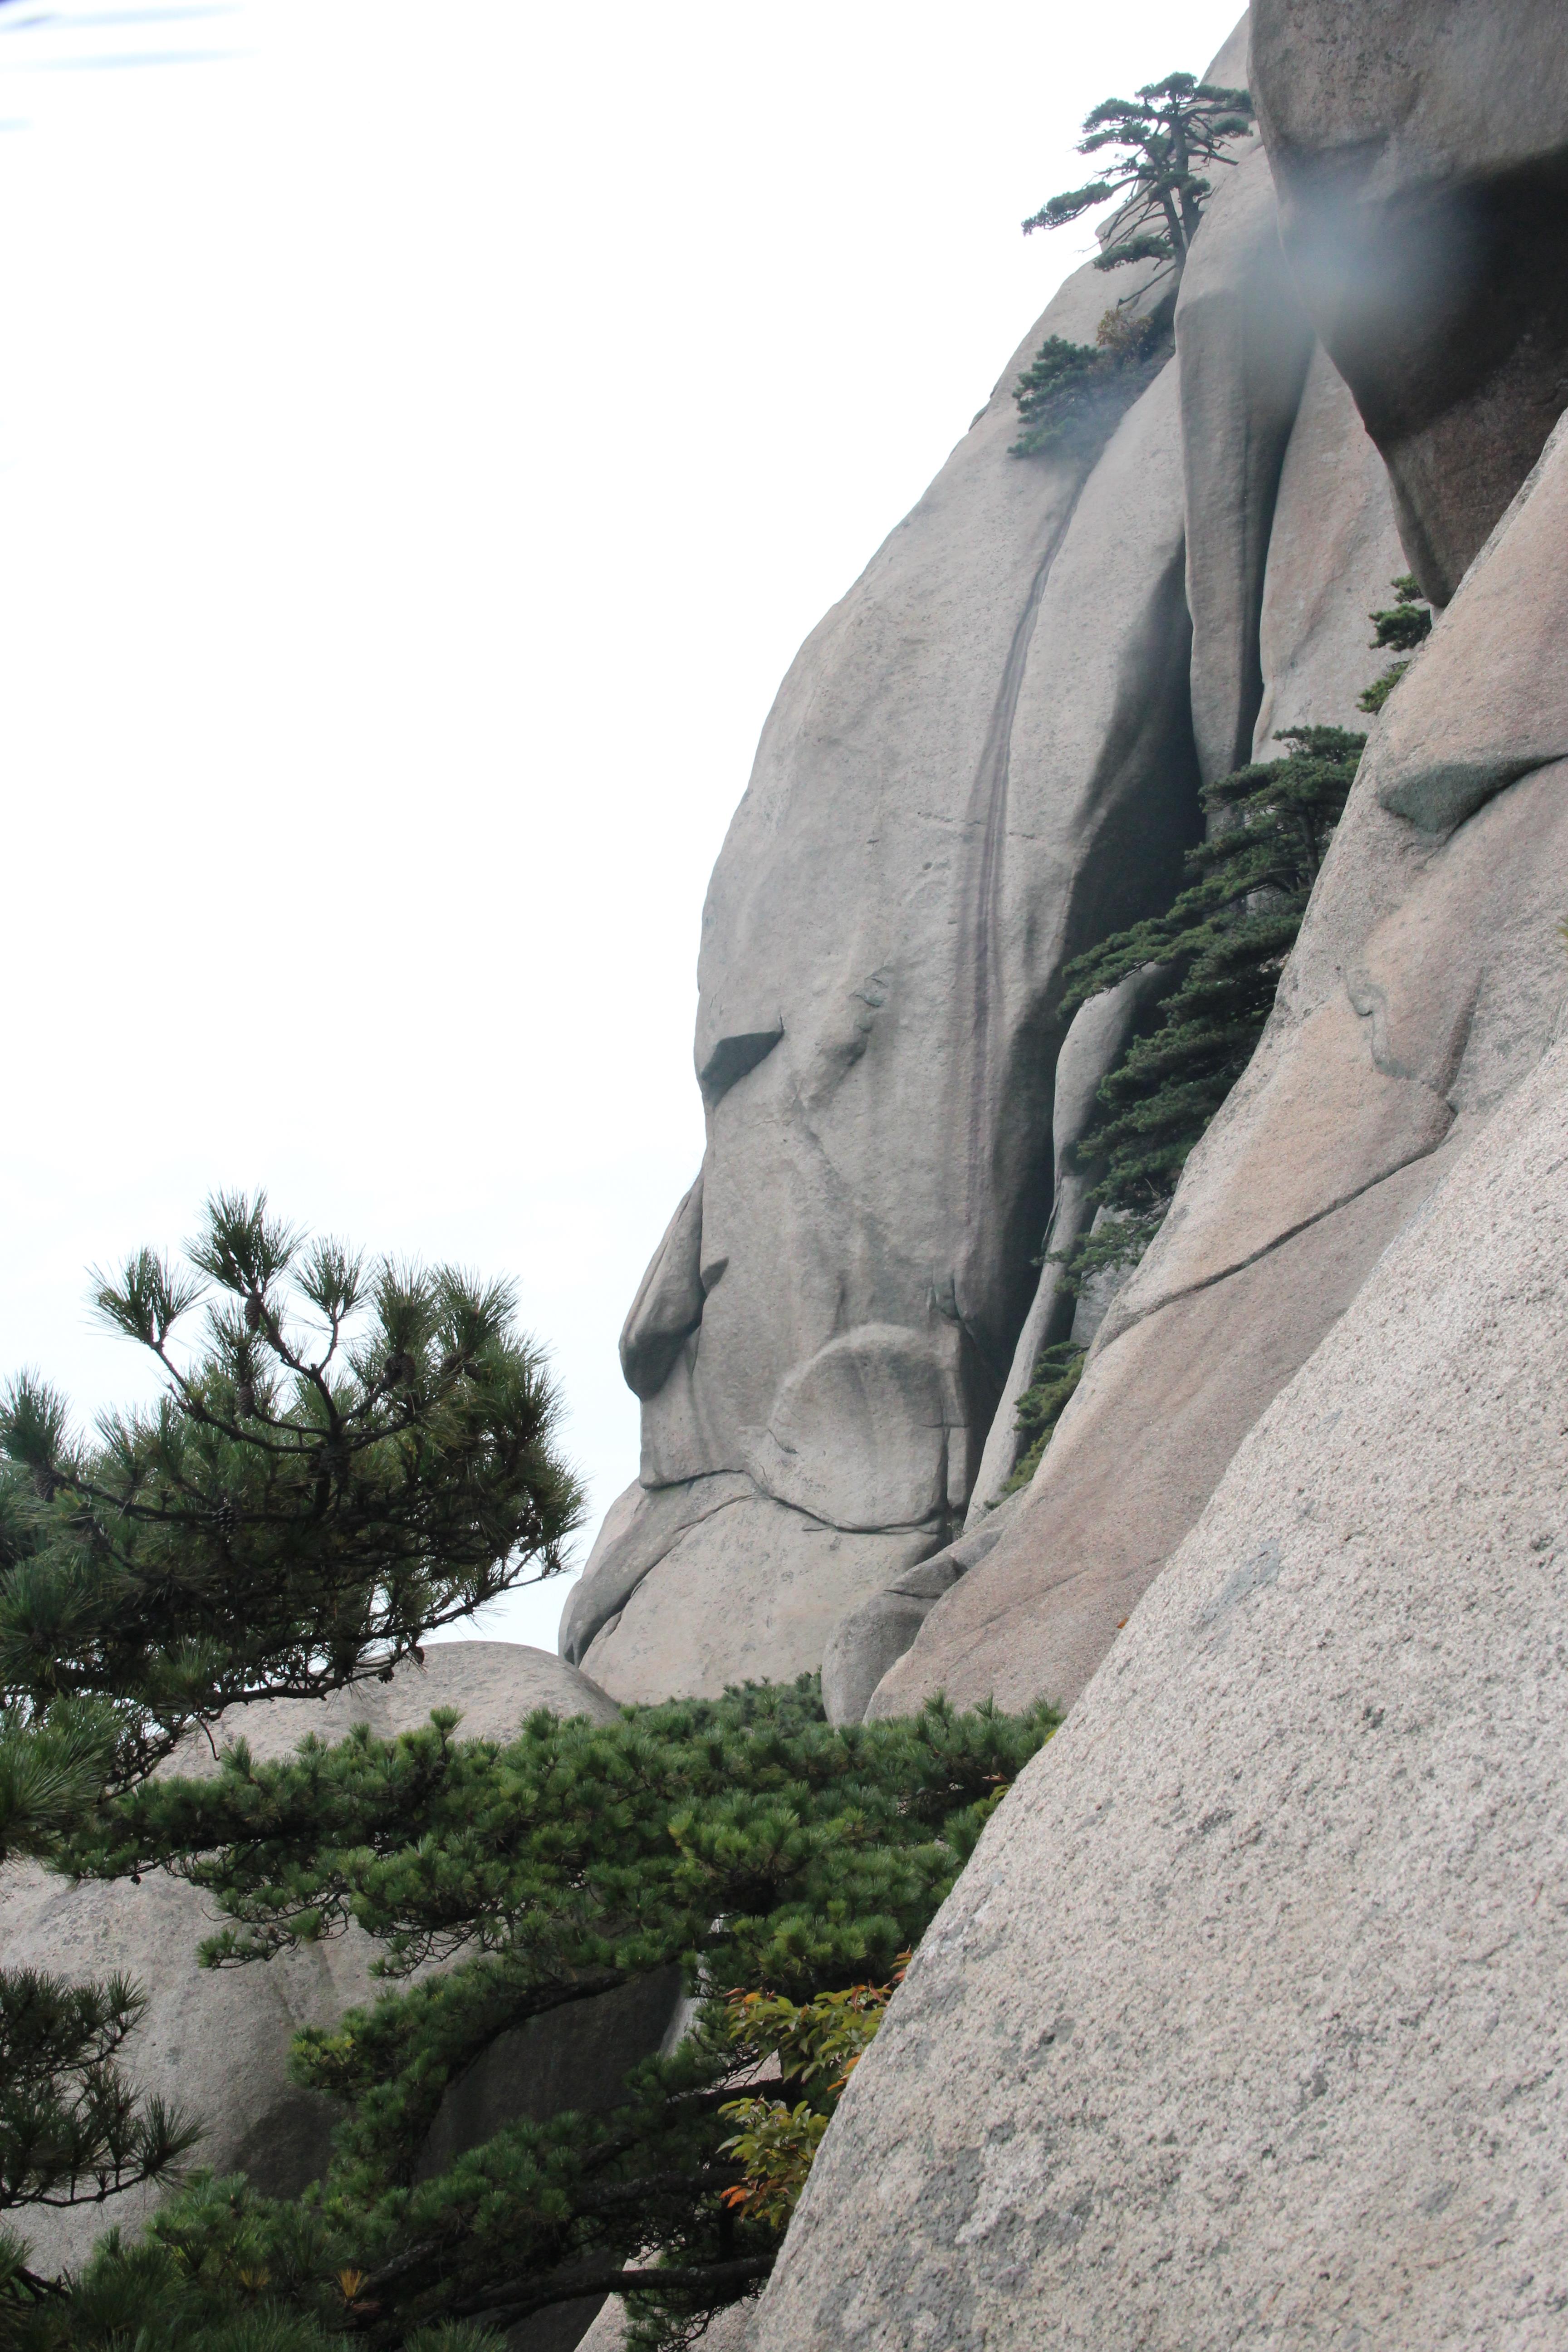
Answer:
[753,1030,1568,2349]
[1176,137,1314,783]
[1251,341,1407,749]
[1253,0,1568,601]
[873,424,1568,1718]
[572,262,1204,1703]
[1374,407,1568,834]
[581,1495,942,1705]
[964,965,1168,1524]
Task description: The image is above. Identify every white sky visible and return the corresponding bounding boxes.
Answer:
[0,0,1243,1649]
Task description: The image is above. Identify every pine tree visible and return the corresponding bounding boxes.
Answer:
[0,1194,582,2321]
[1022,74,1254,272]
[40,1679,1056,2350]
[1011,73,1252,459]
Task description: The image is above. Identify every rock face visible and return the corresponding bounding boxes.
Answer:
[559,7,1568,2343]
[0,1644,621,2281]
[1252,0,1568,602]
[749,1028,1568,2350]
[1176,137,1314,784]
[1251,342,1407,748]
[575,19,1501,1717]
[871,382,1568,1719]
[567,255,1203,1702]
[963,967,1169,1523]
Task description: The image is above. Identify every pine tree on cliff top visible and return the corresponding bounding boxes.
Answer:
[0,1192,582,2313]
[1012,72,1253,458]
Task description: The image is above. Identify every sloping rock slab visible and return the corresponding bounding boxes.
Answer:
[753,1034,1568,2349]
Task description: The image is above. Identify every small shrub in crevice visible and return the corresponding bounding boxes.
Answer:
[1358,574,1433,714]
[1050,725,1367,1290]
[1002,1343,1087,1498]
[1009,305,1172,459]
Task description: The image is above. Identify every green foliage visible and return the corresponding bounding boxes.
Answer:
[1368,573,1433,652]
[1357,661,1410,715]
[0,1970,201,2225]
[0,1192,583,1804]
[724,1976,898,2099]
[1011,72,1250,460]
[54,1680,1055,2347]
[1053,726,1365,1284]
[714,2102,827,2235]
[0,1195,581,2308]
[0,1702,118,1867]
[1009,304,1172,460]
[1358,575,1432,713]
[1002,1343,1086,1496]
[715,1972,901,2231]
[1023,73,1253,272]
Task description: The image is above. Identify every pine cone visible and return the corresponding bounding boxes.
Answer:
[235,1382,255,1419]
[245,1292,264,1333]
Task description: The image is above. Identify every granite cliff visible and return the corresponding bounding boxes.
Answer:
[13,4,1568,2341]
[575,0,1568,2340]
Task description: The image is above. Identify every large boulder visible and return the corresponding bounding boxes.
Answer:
[566,262,1202,1703]
[749,1022,1568,2349]
[1252,0,1568,603]
[1,1643,622,2281]
[868,356,1568,1721]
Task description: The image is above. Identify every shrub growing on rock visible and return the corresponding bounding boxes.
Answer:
[1002,1343,1087,1498]
[1054,726,1366,1283]
[1358,574,1433,714]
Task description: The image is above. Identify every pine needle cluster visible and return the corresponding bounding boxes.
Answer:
[30,1680,1055,2351]
[0,1192,583,1801]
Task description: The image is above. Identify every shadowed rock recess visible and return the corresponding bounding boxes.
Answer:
[569,1,1568,2338]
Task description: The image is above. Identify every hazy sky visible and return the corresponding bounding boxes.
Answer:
[0,0,1243,1648]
